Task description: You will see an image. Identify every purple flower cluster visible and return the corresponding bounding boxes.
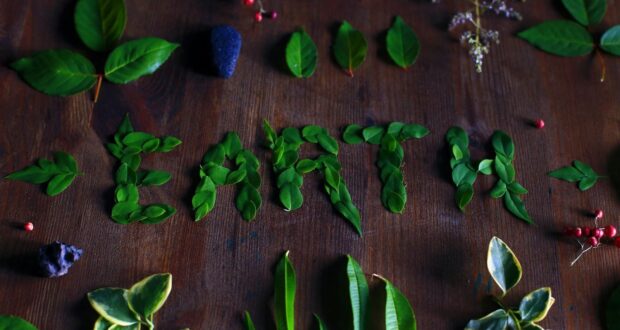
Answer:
[482,0,523,20]
[37,241,83,278]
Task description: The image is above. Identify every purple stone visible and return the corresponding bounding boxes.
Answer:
[37,241,83,278]
[211,25,242,78]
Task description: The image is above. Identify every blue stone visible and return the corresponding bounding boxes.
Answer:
[211,25,242,78]
[37,241,83,278]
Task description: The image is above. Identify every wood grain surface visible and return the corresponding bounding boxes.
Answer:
[1,0,620,329]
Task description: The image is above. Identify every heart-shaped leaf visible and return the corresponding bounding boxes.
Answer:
[105,37,179,84]
[10,49,97,96]
[127,273,172,318]
[386,16,420,69]
[519,287,555,323]
[75,0,127,52]
[346,255,369,330]
[0,316,38,330]
[601,25,620,56]
[464,309,510,330]
[487,237,522,294]
[274,251,296,330]
[606,283,620,330]
[561,0,606,26]
[376,275,416,330]
[87,288,139,326]
[333,21,367,76]
[518,20,594,56]
[286,29,318,78]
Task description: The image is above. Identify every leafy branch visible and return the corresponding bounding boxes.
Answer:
[5,151,80,196]
[548,160,604,191]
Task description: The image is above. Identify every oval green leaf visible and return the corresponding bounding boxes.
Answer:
[376,275,416,330]
[46,173,77,196]
[75,0,127,52]
[333,21,367,76]
[519,287,555,323]
[0,315,37,330]
[286,29,318,78]
[93,317,113,330]
[10,49,97,96]
[127,273,172,318]
[346,255,369,330]
[274,251,296,330]
[487,237,522,294]
[343,125,364,144]
[87,288,139,326]
[104,37,179,84]
[561,0,606,26]
[464,309,510,330]
[504,191,533,223]
[601,25,620,56]
[386,16,420,69]
[518,20,594,57]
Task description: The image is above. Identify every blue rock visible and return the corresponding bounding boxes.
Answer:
[37,241,83,278]
[211,25,242,78]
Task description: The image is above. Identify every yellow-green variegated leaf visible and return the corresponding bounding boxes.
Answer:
[487,237,522,294]
[87,288,139,326]
[519,287,555,323]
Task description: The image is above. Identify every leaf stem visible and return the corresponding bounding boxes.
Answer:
[595,48,607,83]
[93,74,103,103]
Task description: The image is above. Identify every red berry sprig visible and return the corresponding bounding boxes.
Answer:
[564,209,617,266]
[243,0,277,23]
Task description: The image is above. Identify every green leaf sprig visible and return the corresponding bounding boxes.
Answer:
[285,28,318,78]
[333,21,368,76]
[5,151,80,196]
[88,273,172,330]
[106,115,181,224]
[548,160,603,191]
[10,0,178,99]
[445,127,479,211]
[192,132,262,222]
[518,0,619,81]
[386,16,421,69]
[263,121,363,235]
[343,122,429,214]
[466,237,555,330]
[0,315,38,330]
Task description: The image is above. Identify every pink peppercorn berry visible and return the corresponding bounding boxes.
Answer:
[588,236,599,247]
[573,227,583,238]
[243,0,255,5]
[605,225,617,238]
[254,11,263,22]
[534,119,545,129]
[267,11,278,19]
[595,209,604,219]
[593,228,604,239]
[583,226,591,237]
[615,237,620,248]
[24,222,34,232]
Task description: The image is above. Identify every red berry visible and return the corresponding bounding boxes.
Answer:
[573,227,583,237]
[583,226,591,237]
[254,11,263,22]
[268,11,278,19]
[588,236,599,247]
[594,228,604,239]
[563,226,574,236]
[243,0,255,5]
[534,119,545,129]
[615,237,620,248]
[24,222,33,232]
[605,225,617,238]
[595,209,604,219]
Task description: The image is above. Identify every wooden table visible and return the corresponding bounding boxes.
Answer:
[1,0,619,329]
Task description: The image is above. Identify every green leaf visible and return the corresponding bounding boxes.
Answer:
[494,157,515,184]
[573,160,598,177]
[464,309,510,330]
[87,288,139,326]
[491,131,515,160]
[518,20,594,56]
[346,255,369,330]
[317,134,339,155]
[274,251,296,330]
[5,165,54,184]
[193,177,217,221]
[399,124,429,140]
[522,323,544,330]
[296,159,317,174]
[508,182,528,195]
[478,159,494,175]
[138,170,171,186]
[236,185,261,221]
[139,204,175,224]
[111,201,141,224]
[490,181,507,199]
[561,0,606,26]
[104,37,179,84]
[386,16,420,69]
[127,273,172,318]
[6,152,79,196]
[376,275,416,330]
[601,25,620,55]
[280,183,303,211]
[10,49,97,96]
[579,176,598,191]
[606,284,620,330]
[157,136,182,152]
[504,191,533,223]
[0,316,38,330]
[285,29,318,78]
[46,173,77,196]
[314,314,327,330]
[74,0,126,52]
[548,165,584,182]
[519,287,555,323]
[53,152,78,173]
[244,311,256,330]
[456,183,474,211]
[93,317,113,330]
[343,125,364,144]
[487,237,522,294]
[333,21,368,76]
[362,126,385,145]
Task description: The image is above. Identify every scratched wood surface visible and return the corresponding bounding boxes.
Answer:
[1,0,620,329]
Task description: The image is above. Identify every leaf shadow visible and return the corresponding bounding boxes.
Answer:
[263,33,290,75]
[374,29,392,66]
[71,295,99,330]
[318,257,351,330]
[182,164,202,219]
[180,28,217,76]
[57,1,82,49]
[606,144,620,203]
[368,278,386,330]
[0,234,41,277]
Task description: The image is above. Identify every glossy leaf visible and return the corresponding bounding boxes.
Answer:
[464,309,510,330]
[127,273,172,319]
[333,21,368,76]
[244,311,256,330]
[522,323,544,330]
[491,131,515,160]
[93,317,113,330]
[87,288,139,326]
[75,0,127,51]
[0,316,38,330]
[601,25,620,56]
[561,0,606,26]
[518,20,594,56]
[286,29,318,78]
[274,251,296,330]
[386,16,420,69]
[46,173,77,196]
[343,125,364,144]
[487,237,522,294]
[519,287,555,323]
[346,255,369,330]
[10,49,97,95]
[377,275,416,330]
[104,37,179,84]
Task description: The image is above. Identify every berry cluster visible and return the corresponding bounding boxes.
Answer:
[565,210,619,265]
[243,0,278,23]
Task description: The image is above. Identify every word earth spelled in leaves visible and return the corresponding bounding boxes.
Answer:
[10,0,178,99]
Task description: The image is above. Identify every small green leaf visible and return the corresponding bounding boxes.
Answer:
[548,165,584,182]
[333,21,368,76]
[490,181,507,199]
[464,309,510,330]
[286,29,318,78]
[346,255,369,330]
[157,136,182,152]
[0,316,38,330]
[579,176,598,191]
[93,317,113,330]
[296,159,317,174]
[314,314,328,330]
[343,125,364,144]
[193,177,217,221]
[399,124,429,140]
[317,134,339,155]
[386,16,420,69]
[74,0,127,52]
[111,201,141,224]
[491,131,515,160]
[456,183,474,211]
[504,191,533,223]
[362,126,385,144]
[127,273,172,318]
[5,165,54,184]
[244,311,256,330]
[87,288,139,326]
[105,37,179,84]
[478,159,494,175]
[274,251,296,330]
[561,0,606,26]
[487,237,522,294]
[601,25,620,56]
[519,287,555,323]
[10,49,97,96]
[53,152,78,173]
[139,204,175,224]
[46,173,77,196]
[137,170,171,186]
[518,20,594,56]
[376,275,416,330]
[606,284,620,330]
[522,323,545,330]
[280,183,303,211]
